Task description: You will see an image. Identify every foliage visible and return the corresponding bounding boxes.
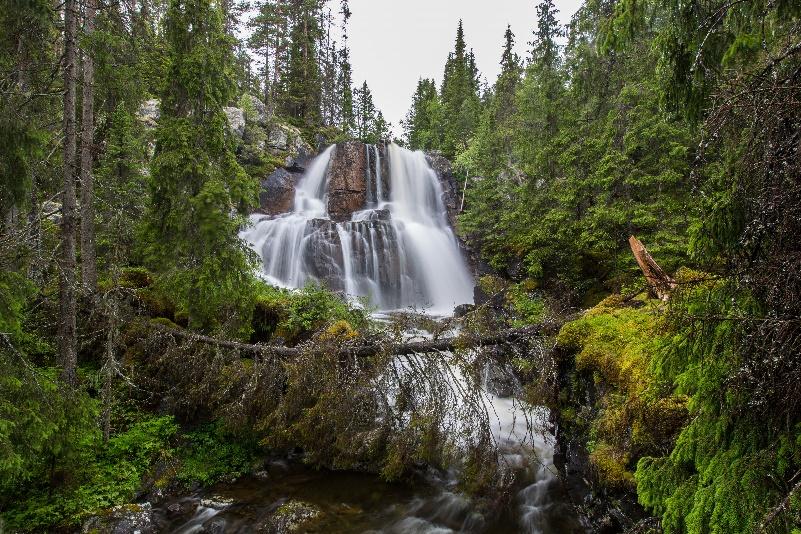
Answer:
[143,0,259,331]
[175,421,259,487]
[252,282,369,344]
[557,298,686,490]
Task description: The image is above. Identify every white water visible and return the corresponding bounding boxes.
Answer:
[240,143,474,314]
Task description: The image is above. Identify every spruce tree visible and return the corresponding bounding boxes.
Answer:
[283,0,322,125]
[440,20,481,157]
[402,78,441,150]
[145,0,258,330]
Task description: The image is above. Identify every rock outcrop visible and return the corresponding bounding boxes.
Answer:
[138,99,160,129]
[302,219,344,291]
[257,500,322,533]
[241,93,268,126]
[426,151,461,230]
[259,168,300,215]
[82,503,155,534]
[326,141,368,221]
[224,106,246,138]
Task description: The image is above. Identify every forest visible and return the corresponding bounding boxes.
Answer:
[1,0,800,532]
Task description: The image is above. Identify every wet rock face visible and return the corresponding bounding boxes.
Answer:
[259,168,300,215]
[426,151,460,230]
[326,141,368,221]
[302,219,344,291]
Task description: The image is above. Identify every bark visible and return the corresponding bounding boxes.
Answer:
[149,323,551,360]
[80,0,97,293]
[60,0,79,387]
[629,235,677,301]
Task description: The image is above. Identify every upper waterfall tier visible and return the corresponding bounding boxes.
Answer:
[241,142,475,314]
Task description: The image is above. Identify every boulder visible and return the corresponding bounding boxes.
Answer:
[224,107,246,138]
[259,168,299,215]
[258,500,321,534]
[81,503,154,534]
[138,99,160,129]
[265,123,314,168]
[241,94,268,126]
[326,141,368,221]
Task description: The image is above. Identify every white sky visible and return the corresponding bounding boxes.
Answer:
[345,0,583,135]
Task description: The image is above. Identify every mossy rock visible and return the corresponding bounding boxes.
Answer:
[118,267,154,289]
[258,500,322,533]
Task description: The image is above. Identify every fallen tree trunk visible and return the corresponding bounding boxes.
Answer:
[149,323,552,360]
[629,235,677,301]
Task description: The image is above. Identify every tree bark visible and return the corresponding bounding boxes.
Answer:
[80,0,97,293]
[149,323,551,360]
[60,0,79,387]
[629,235,677,301]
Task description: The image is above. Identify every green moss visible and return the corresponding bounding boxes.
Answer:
[557,298,687,490]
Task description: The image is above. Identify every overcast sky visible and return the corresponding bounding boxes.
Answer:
[345,0,583,136]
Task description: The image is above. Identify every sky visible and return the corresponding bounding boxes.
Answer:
[345,0,584,136]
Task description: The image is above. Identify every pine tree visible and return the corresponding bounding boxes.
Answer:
[337,0,354,134]
[80,0,98,293]
[60,0,79,386]
[283,0,323,125]
[440,20,482,157]
[145,0,258,330]
[529,0,563,71]
[402,78,441,150]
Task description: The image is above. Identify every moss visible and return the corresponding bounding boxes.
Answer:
[118,267,154,289]
[320,320,358,341]
[590,444,636,490]
[557,298,687,491]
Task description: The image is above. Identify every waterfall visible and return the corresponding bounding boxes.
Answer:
[241,143,474,314]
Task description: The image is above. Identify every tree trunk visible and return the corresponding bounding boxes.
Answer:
[149,323,552,360]
[60,0,79,387]
[80,0,97,293]
[629,235,677,301]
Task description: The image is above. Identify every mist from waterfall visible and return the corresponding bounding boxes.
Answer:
[241,143,475,314]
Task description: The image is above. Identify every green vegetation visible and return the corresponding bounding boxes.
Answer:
[2,0,801,530]
[403,0,801,531]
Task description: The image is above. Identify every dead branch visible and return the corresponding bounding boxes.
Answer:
[629,236,677,301]
[148,323,552,360]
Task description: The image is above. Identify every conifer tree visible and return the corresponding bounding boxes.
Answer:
[283,0,323,125]
[145,0,258,330]
[440,20,482,157]
[403,78,442,151]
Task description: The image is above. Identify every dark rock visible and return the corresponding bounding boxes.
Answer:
[257,500,322,534]
[326,141,368,221]
[303,219,344,291]
[482,360,521,398]
[425,151,461,230]
[453,304,475,318]
[81,503,155,534]
[259,168,300,216]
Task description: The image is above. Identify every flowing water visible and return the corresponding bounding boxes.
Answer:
[164,145,582,532]
[240,144,475,315]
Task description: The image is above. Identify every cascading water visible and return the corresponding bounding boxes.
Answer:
[240,143,474,314]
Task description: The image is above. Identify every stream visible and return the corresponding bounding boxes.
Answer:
[155,143,585,532]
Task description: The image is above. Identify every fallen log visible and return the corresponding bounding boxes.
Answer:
[629,235,677,301]
[148,323,552,360]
